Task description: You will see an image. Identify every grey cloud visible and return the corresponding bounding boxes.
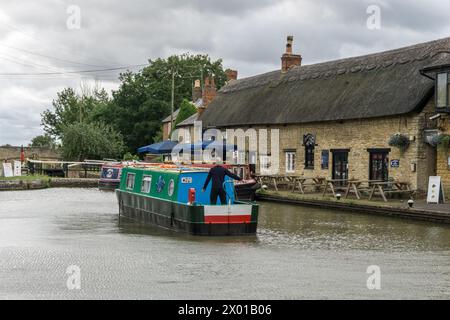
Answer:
[0,0,449,145]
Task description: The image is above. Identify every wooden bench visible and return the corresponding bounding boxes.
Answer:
[369,181,415,202]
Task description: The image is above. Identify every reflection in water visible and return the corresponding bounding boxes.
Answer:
[0,188,449,299]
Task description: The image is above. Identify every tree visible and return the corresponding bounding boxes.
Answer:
[174,99,197,127]
[61,122,125,161]
[105,53,226,153]
[30,134,56,149]
[41,85,110,139]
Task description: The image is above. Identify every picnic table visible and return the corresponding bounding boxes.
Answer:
[368,181,413,202]
[256,175,293,191]
[344,180,383,200]
[291,177,326,194]
[322,179,349,197]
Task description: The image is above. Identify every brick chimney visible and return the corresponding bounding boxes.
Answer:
[202,76,217,107]
[281,35,302,72]
[192,79,202,102]
[225,69,238,82]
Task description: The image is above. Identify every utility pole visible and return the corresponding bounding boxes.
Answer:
[170,68,175,140]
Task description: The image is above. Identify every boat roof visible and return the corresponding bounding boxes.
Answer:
[126,166,209,174]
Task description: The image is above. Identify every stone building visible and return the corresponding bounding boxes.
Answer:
[194,36,450,194]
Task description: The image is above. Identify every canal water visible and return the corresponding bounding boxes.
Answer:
[0,188,449,299]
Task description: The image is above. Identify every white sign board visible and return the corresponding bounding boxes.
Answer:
[13,161,22,177]
[2,163,13,178]
[427,176,445,204]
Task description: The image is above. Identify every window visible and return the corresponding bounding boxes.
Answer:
[303,134,316,169]
[141,175,152,193]
[233,151,245,165]
[437,72,448,108]
[321,150,329,170]
[369,151,389,182]
[126,173,135,190]
[285,152,296,173]
[260,156,271,174]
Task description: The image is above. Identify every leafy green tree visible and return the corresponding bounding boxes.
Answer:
[61,122,125,161]
[41,86,110,139]
[174,99,197,127]
[30,134,56,149]
[105,53,226,153]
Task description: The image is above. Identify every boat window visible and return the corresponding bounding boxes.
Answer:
[126,173,135,190]
[141,175,152,193]
[168,179,175,196]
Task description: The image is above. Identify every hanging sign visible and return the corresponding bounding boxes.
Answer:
[2,163,13,178]
[427,176,445,204]
[13,161,22,176]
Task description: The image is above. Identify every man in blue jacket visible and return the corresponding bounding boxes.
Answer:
[202,164,242,205]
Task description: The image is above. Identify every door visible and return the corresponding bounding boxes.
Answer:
[369,152,389,181]
[332,151,348,185]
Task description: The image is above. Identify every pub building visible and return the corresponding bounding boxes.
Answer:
[177,36,450,197]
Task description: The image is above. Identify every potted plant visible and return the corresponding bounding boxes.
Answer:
[388,133,410,151]
[432,134,450,150]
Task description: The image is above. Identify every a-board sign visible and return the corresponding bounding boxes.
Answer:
[427,176,445,204]
[13,161,22,177]
[2,163,13,178]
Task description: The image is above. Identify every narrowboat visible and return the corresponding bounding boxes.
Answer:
[98,163,123,191]
[115,166,259,236]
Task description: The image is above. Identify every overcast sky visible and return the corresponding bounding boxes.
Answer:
[1,0,450,146]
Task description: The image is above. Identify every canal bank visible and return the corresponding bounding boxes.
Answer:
[257,190,450,224]
[0,177,98,191]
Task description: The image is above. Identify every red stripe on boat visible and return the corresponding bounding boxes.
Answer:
[204,215,251,224]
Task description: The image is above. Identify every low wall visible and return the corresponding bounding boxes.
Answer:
[0,178,98,191]
[0,146,60,162]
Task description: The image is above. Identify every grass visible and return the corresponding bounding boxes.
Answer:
[0,175,50,182]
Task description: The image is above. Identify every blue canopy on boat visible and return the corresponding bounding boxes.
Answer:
[137,140,178,154]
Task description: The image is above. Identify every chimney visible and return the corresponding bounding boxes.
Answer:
[281,35,302,72]
[225,69,238,82]
[202,76,217,107]
[192,79,202,102]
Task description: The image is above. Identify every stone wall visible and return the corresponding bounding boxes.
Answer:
[0,146,59,162]
[0,146,60,177]
[436,148,449,195]
[436,114,450,199]
[223,99,436,193]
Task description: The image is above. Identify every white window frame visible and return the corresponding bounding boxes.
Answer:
[126,173,135,190]
[437,72,448,108]
[260,156,271,174]
[141,175,152,193]
[285,152,296,173]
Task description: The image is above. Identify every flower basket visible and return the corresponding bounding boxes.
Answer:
[388,133,410,151]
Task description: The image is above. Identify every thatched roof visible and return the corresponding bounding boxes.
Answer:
[200,37,450,127]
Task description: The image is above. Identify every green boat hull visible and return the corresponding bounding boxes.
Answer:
[116,190,258,236]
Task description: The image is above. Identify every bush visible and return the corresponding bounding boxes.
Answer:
[61,122,125,161]
[123,152,140,161]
